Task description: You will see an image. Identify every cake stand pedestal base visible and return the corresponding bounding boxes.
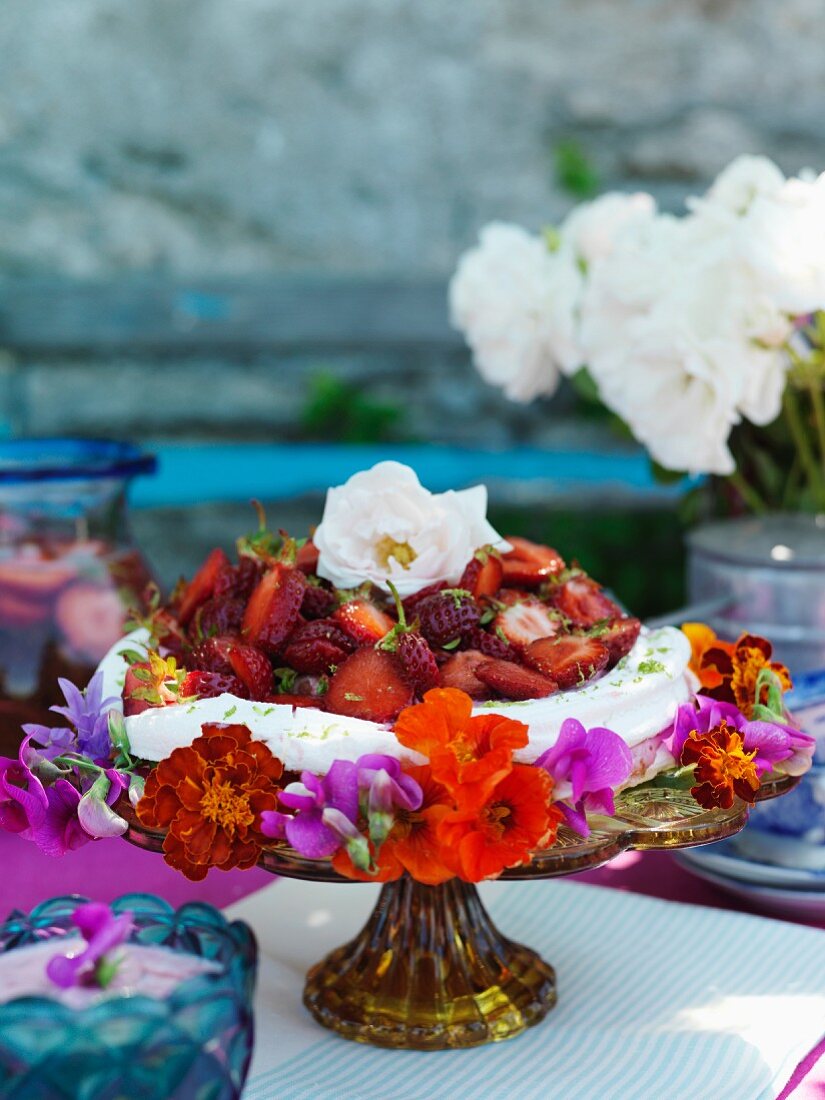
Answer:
[303,877,556,1050]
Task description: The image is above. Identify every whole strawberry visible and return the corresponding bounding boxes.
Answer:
[378,581,440,695]
[396,631,440,695]
[416,589,481,649]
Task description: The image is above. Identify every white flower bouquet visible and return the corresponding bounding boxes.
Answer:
[450,155,825,514]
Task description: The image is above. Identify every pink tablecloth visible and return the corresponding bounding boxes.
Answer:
[2,834,822,1097]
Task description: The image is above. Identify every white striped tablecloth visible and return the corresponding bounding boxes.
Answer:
[227,876,825,1100]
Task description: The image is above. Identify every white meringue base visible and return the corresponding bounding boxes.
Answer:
[97,626,692,776]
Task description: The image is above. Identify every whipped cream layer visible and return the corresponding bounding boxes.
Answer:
[0,938,220,1009]
[98,626,692,775]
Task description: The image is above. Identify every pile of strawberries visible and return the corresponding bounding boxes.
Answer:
[124,527,641,724]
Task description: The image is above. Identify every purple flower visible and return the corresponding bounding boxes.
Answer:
[0,737,48,837]
[669,696,815,777]
[535,719,632,837]
[261,759,361,859]
[355,754,423,846]
[25,672,119,760]
[20,721,75,760]
[29,780,90,857]
[46,902,133,990]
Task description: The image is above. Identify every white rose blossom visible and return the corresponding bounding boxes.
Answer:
[449,222,583,402]
[580,214,791,474]
[314,461,510,597]
[560,191,657,266]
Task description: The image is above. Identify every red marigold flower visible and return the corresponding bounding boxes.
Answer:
[394,687,528,798]
[332,765,457,885]
[436,764,561,882]
[136,723,283,881]
[680,719,760,810]
[697,631,792,719]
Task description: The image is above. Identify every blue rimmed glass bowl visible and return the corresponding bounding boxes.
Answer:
[0,894,256,1100]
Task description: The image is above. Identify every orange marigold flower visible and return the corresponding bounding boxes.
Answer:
[332,765,457,885]
[394,687,528,797]
[436,764,561,882]
[137,723,283,881]
[701,632,792,719]
[680,719,760,810]
[682,622,731,690]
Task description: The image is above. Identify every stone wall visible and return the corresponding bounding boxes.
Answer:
[1,0,823,278]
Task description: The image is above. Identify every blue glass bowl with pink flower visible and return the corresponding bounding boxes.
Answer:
[0,894,256,1100]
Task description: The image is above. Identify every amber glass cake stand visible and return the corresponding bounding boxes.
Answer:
[123,774,798,1052]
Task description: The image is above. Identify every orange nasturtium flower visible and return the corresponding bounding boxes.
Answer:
[394,687,529,797]
[680,720,760,810]
[137,723,283,881]
[436,764,562,882]
[682,622,732,690]
[332,764,457,885]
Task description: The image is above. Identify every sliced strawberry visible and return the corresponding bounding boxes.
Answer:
[191,635,237,674]
[494,597,564,651]
[325,649,413,722]
[265,693,324,709]
[550,576,623,627]
[122,661,181,715]
[439,650,490,700]
[228,644,274,700]
[242,564,306,653]
[301,583,336,620]
[181,670,248,700]
[192,596,245,641]
[459,550,504,599]
[123,664,158,716]
[177,548,231,625]
[296,540,320,574]
[475,658,558,700]
[599,617,642,667]
[397,631,440,695]
[333,599,394,645]
[282,620,355,675]
[524,635,610,690]
[501,537,565,587]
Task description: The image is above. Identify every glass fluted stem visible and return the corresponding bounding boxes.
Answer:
[303,876,556,1050]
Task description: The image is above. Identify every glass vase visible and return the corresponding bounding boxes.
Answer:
[0,439,156,754]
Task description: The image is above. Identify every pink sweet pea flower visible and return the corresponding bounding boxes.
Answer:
[535,718,632,837]
[261,759,361,859]
[46,902,133,990]
[0,737,48,837]
[30,780,91,857]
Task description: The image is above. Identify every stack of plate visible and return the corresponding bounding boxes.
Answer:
[674,827,825,920]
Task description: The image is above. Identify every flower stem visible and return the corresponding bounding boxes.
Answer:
[807,374,825,478]
[728,469,768,515]
[783,387,825,510]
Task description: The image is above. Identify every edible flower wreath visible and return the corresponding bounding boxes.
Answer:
[0,623,813,884]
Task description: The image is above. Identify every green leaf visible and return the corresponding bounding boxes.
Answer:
[554,138,600,199]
